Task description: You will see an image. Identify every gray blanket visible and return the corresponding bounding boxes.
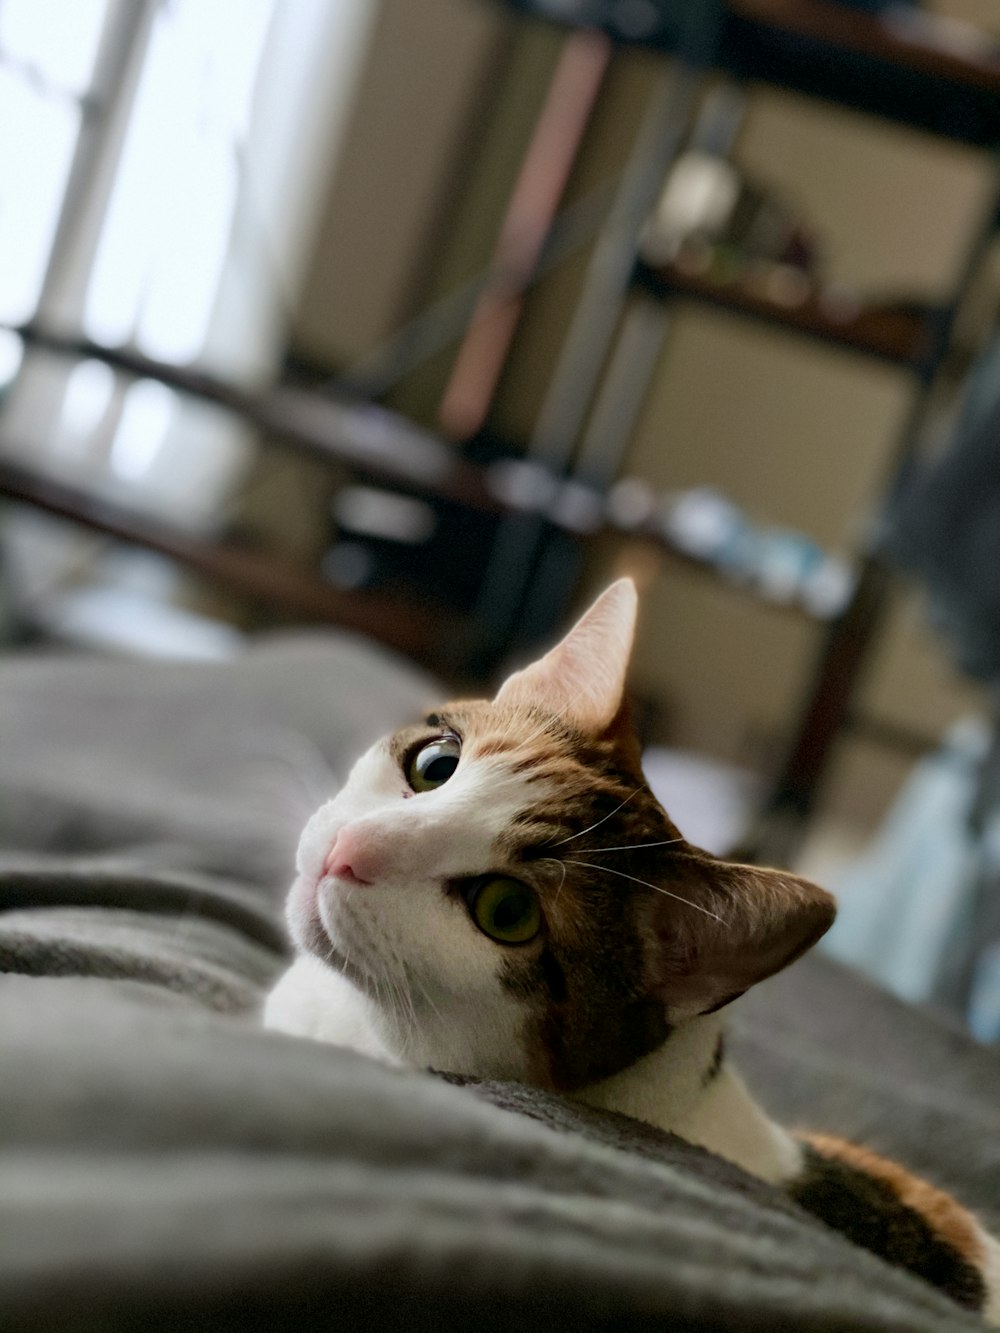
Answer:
[1,633,996,1331]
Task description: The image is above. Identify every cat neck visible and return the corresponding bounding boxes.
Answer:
[269,958,803,1186]
[572,1011,803,1186]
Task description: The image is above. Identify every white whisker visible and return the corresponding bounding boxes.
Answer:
[382,933,417,1043]
[336,885,356,977]
[408,967,445,1024]
[539,857,567,905]
[573,838,684,854]
[550,788,643,846]
[564,858,726,923]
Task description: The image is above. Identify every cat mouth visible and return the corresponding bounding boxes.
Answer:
[311,884,381,996]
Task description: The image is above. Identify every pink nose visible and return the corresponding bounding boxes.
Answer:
[323,827,382,886]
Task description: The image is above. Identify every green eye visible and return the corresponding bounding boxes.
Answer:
[469,877,541,945]
[407,736,461,792]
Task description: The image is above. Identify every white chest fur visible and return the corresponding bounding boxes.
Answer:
[572,1015,802,1185]
[264,955,395,1060]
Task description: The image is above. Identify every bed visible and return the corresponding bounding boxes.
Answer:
[1,630,997,1331]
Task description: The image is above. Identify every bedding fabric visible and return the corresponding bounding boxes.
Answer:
[0,632,997,1332]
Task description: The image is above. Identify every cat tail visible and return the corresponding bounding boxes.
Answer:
[791,1132,1000,1325]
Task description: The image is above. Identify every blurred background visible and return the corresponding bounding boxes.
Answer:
[4,0,1000,1037]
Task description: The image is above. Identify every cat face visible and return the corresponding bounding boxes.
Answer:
[285,580,835,1090]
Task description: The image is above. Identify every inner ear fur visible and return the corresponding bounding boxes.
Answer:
[639,852,837,1020]
[494,578,637,736]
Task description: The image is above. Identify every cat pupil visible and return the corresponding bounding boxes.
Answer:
[425,755,457,783]
[493,893,526,928]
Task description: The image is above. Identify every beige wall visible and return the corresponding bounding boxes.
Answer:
[291,0,512,369]
[293,5,997,828]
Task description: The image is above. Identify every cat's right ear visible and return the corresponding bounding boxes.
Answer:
[639,853,836,1020]
[494,579,638,735]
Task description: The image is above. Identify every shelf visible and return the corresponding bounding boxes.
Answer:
[0,456,457,666]
[0,329,865,632]
[633,259,939,367]
[500,0,1000,148]
[721,1,1000,148]
[5,325,500,516]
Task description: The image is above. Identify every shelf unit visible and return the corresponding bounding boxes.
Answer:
[504,0,1000,145]
[474,0,1000,860]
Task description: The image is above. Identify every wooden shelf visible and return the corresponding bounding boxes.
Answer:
[721,0,1000,147]
[633,259,939,367]
[6,325,500,516]
[501,0,1000,147]
[0,456,458,667]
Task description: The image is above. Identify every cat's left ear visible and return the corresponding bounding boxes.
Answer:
[494,578,638,735]
[640,854,836,1020]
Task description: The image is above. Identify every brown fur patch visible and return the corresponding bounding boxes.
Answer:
[791,1136,986,1312]
[471,736,521,757]
[431,698,678,1089]
[803,1134,985,1269]
[393,696,831,1093]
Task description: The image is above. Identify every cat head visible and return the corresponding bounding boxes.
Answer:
[286,579,835,1089]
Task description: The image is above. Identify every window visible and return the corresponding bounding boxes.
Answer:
[0,0,374,515]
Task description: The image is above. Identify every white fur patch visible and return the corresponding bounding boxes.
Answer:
[574,1012,803,1186]
[264,954,393,1059]
[267,732,555,1081]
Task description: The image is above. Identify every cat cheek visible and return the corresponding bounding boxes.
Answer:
[284,874,321,951]
[294,796,352,881]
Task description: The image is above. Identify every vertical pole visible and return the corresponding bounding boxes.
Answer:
[438,27,613,441]
[472,52,712,668]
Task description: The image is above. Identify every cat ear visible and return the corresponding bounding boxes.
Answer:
[640,855,836,1020]
[494,579,638,734]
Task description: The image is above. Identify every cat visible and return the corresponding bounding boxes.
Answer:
[265,578,1000,1322]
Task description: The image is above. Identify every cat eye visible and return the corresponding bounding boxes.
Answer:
[468,877,541,945]
[407,735,461,792]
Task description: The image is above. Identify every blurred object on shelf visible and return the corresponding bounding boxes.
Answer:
[640,149,819,275]
[661,485,855,616]
[317,465,855,623]
[635,100,945,372]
